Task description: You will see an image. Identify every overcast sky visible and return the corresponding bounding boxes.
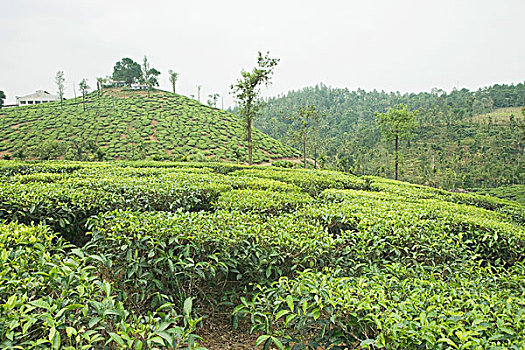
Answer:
[1,0,524,106]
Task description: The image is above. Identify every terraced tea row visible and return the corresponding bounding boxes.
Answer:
[0,160,524,349]
[0,89,300,163]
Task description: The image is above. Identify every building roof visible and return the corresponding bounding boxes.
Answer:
[17,90,59,101]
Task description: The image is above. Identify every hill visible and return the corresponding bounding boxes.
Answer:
[0,88,300,163]
[0,160,524,348]
[255,83,525,189]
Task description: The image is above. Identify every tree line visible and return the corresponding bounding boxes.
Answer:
[253,83,525,189]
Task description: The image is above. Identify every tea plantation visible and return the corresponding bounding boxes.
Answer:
[0,160,524,349]
[0,88,299,163]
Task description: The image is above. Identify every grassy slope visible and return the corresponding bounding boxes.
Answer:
[470,107,523,125]
[471,184,525,205]
[0,88,300,163]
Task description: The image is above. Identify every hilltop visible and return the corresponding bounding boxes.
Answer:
[0,88,300,163]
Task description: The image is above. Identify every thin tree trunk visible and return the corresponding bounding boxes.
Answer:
[248,123,253,165]
[394,134,399,180]
[303,133,307,169]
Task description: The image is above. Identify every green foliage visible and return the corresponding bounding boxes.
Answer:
[472,184,525,205]
[85,209,331,312]
[55,71,65,106]
[168,70,179,94]
[0,168,231,244]
[79,79,90,112]
[0,88,298,163]
[375,104,418,180]
[141,56,161,90]
[0,160,524,348]
[112,58,142,85]
[216,189,313,214]
[255,83,525,188]
[285,105,322,169]
[0,222,203,349]
[236,265,525,349]
[375,104,418,142]
[231,51,280,164]
[0,90,5,108]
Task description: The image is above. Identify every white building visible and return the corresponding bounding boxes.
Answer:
[16,90,60,106]
[130,83,148,90]
[102,79,127,88]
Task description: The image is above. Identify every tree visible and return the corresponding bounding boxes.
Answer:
[55,71,65,107]
[375,104,418,180]
[79,79,90,111]
[168,70,179,94]
[96,77,105,97]
[32,140,66,160]
[112,58,141,85]
[197,85,202,102]
[521,107,525,141]
[0,90,5,108]
[231,51,279,165]
[140,56,161,94]
[207,93,220,107]
[285,105,321,169]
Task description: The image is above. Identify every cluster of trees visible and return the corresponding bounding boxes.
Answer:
[253,83,525,189]
[111,56,160,89]
[0,90,5,108]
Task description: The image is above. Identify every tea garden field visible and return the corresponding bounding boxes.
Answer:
[0,160,524,349]
[0,88,299,163]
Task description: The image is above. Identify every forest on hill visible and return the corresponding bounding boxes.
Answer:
[255,82,525,189]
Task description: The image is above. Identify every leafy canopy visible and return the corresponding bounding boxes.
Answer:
[168,70,179,93]
[231,51,280,125]
[375,103,418,141]
[112,58,141,84]
[140,55,161,89]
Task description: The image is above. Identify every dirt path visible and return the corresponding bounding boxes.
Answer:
[196,314,263,350]
[256,156,317,167]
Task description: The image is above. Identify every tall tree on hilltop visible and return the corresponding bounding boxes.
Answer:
[168,70,179,94]
[231,51,279,165]
[96,77,105,97]
[55,71,65,107]
[141,56,161,95]
[79,79,90,111]
[0,90,5,108]
[112,58,141,85]
[375,104,418,180]
[286,105,322,169]
[197,85,202,102]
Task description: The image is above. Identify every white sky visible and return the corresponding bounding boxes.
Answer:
[1,0,524,106]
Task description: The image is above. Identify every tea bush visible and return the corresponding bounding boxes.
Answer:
[0,160,523,349]
[0,222,203,349]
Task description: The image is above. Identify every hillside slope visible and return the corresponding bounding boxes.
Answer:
[255,84,524,189]
[0,88,300,163]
